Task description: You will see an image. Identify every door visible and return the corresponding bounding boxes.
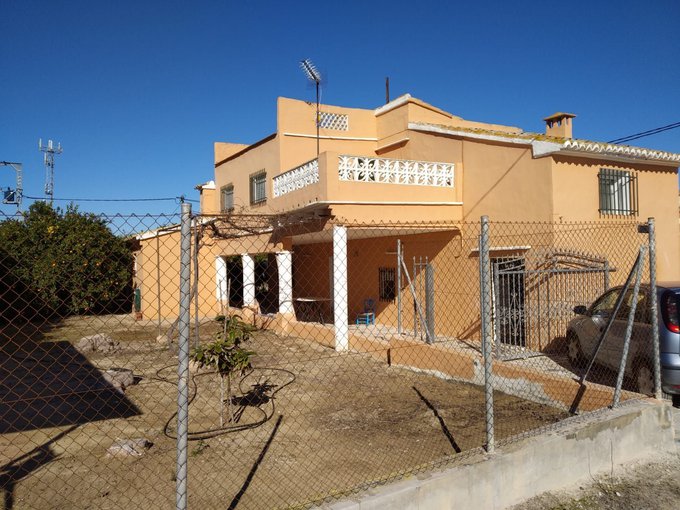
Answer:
[492,257,526,347]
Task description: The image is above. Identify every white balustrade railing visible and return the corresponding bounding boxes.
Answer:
[273,159,320,198]
[338,155,454,188]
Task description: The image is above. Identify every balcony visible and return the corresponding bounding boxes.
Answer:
[271,152,461,221]
[337,155,454,188]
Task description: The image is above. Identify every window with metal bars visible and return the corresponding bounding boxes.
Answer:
[598,168,638,216]
[249,171,267,205]
[220,184,234,212]
[379,267,396,301]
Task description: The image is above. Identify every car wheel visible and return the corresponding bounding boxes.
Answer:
[672,395,680,408]
[635,360,655,396]
[567,332,585,368]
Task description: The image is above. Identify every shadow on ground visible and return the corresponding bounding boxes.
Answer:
[0,338,141,434]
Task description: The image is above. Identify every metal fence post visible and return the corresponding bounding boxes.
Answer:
[612,246,647,407]
[193,217,200,348]
[425,263,435,344]
[479,216,494,453]
[647,218,662,399]
[176,202,192,510]
[397,239,402,335]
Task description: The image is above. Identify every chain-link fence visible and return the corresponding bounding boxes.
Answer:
[0,206,660,509]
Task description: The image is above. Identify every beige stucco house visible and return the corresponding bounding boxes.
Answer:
[136,94,680,359]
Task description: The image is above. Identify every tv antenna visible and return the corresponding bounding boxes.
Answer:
[300,58,322,157]
[1,161,23,212]
[38,139,62,204]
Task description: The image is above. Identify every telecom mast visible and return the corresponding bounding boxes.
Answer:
[299,59,322,157]
[38,139,62,204]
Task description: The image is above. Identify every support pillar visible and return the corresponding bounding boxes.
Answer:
[276,251,294,315]
[333,225,349,351]
[242,254,256,307]
[215,257,228,302]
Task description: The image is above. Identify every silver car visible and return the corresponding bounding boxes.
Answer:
[566,282,680,402]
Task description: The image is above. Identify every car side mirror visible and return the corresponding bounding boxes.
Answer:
[573,305,588,315]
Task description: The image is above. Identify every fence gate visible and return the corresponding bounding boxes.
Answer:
[493,250,613,360]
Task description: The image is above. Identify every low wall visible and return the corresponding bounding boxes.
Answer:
[230,313,636,411]
[319,400,675,510]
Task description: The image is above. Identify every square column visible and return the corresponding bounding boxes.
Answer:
[333,225,349,351]
[215,256,228,302]
[242,254,256,308]
[276,251,294,315]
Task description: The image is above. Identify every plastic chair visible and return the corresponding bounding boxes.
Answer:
[355,298,375,325]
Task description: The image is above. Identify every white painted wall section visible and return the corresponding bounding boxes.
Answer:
[333,225,349,351]
[215,256,228,301]
[242,254,256,307]
[276,251,294,314]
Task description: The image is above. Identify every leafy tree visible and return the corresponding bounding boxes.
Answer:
[190,315,255,427]
[0,202,133,317]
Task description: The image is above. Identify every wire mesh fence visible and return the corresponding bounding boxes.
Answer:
[0,206,660,509]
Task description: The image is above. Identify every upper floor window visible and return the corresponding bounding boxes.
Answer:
[598,168,638,216]
[220,184,234,212]
[250,171,267,205]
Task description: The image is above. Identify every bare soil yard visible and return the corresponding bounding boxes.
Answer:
[512,452,680,510]
[1,315,568,509]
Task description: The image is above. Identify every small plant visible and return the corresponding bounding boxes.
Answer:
[190,314,256,427]
[190,439,209,457]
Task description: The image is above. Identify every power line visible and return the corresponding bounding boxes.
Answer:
[607,121,680,144]
[23,195,199,204]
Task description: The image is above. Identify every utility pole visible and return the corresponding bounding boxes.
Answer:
[39,139,62,205]
[1,161,23,212]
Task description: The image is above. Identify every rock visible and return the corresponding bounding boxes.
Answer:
[76,334,120,354]
[156,334,172,345]
[106,438,153,457]
[103,368,136,392]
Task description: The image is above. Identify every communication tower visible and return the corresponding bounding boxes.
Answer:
[38,139,62,204]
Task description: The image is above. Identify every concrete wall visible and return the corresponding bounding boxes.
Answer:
[321,400,675,510]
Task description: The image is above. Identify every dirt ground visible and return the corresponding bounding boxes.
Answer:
[1,314,568,509]
[511,452,680,510]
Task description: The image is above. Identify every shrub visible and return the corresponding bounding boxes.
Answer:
[0,202,133,317]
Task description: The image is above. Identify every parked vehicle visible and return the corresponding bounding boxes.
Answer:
[566,282,680,402]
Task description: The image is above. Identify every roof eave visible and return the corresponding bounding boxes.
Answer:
[544,149,680,167]
[409,122,680,167]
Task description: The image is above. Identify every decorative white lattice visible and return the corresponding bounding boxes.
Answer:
[338,155,454,188]
[273,159,320,198]
[319,112,349,131]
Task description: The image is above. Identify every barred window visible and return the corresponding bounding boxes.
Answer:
[379,267,396,301]
[598,168,638,216]
[250,171,267,205]
[220,184,234,212]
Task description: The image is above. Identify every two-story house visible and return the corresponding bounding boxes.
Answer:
[137,94,680,357]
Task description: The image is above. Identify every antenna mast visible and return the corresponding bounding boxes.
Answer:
[300,59,322,157]
[38,139,62,205]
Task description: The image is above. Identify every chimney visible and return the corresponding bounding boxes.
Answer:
[543,112,576,139]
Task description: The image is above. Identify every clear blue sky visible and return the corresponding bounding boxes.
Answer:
[2,0,679,216]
